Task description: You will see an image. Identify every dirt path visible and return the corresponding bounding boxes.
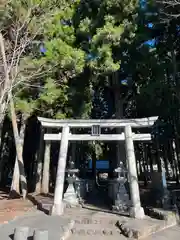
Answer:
[0,191,37,224]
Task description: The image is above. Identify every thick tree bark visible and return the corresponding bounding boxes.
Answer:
[10,99,27,198]
[10,118,26,197]
[10,157,20,195]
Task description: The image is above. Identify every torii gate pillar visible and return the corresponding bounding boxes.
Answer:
[50,126,69,215]
[125,125,145,219]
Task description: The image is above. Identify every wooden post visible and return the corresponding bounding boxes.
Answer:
[124,125,145,219]
[42,140,51,194]
[50,126,69,215]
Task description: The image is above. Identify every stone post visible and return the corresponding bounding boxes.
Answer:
[33,230,48,240]
[14,227,29,240]
[42,140,51,194]
[124,125,145,219]
[50,126,69,216]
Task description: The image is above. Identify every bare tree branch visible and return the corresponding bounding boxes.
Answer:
[157,0,180,19]
[0,32,27,199]
[160,0,180,6]
[0,1,59,197]
[0,2,58,120]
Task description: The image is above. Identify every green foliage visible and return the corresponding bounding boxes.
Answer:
[3,0,180,175]
[5,0,179,127]
[39,78,66,104]
[74,0,138,74]
[1,0,139,121]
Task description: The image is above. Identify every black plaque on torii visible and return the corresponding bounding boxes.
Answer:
[91,125,101,136]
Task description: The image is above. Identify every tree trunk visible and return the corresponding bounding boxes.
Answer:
[0,131,8,184]
[0,34,11,125]
[142,144,148,186]
[10,118,26,197]
[149,145,154,173]
[0,33,27,198]
[163,144,170,179]
[113,72,126,168]
[35,126,45,193]
[169,140,176,180]
[155,139,162,172]
[42,140,50,194]
[10,98,27,199]
[173,139,180,184]
[10,157,20,195]
[92,150,96,181]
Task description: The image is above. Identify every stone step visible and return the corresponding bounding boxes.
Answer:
[70,211,121,236]
[117,215,177,239]
[69,226,180,240]
[69,235,127,240]
[73,218,118,225]
[71,224,121,236]
[71,229,121,236]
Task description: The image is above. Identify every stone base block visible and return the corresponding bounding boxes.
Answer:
[50,203,64,216]
[117,214,177,239]
[108,179,130,204]
[74,179,87,199]
[63,183,79,207]
[146,207,179,224]
[129,206,145,219]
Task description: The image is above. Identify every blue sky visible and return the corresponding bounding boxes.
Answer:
[140,0,147,9]
[145,21,156,46]
[148,23,153,28]
[144,38,156,47]
[145,23,155,47]
[140,0,156,47]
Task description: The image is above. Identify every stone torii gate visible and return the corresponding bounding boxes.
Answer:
[37,116,158,219]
